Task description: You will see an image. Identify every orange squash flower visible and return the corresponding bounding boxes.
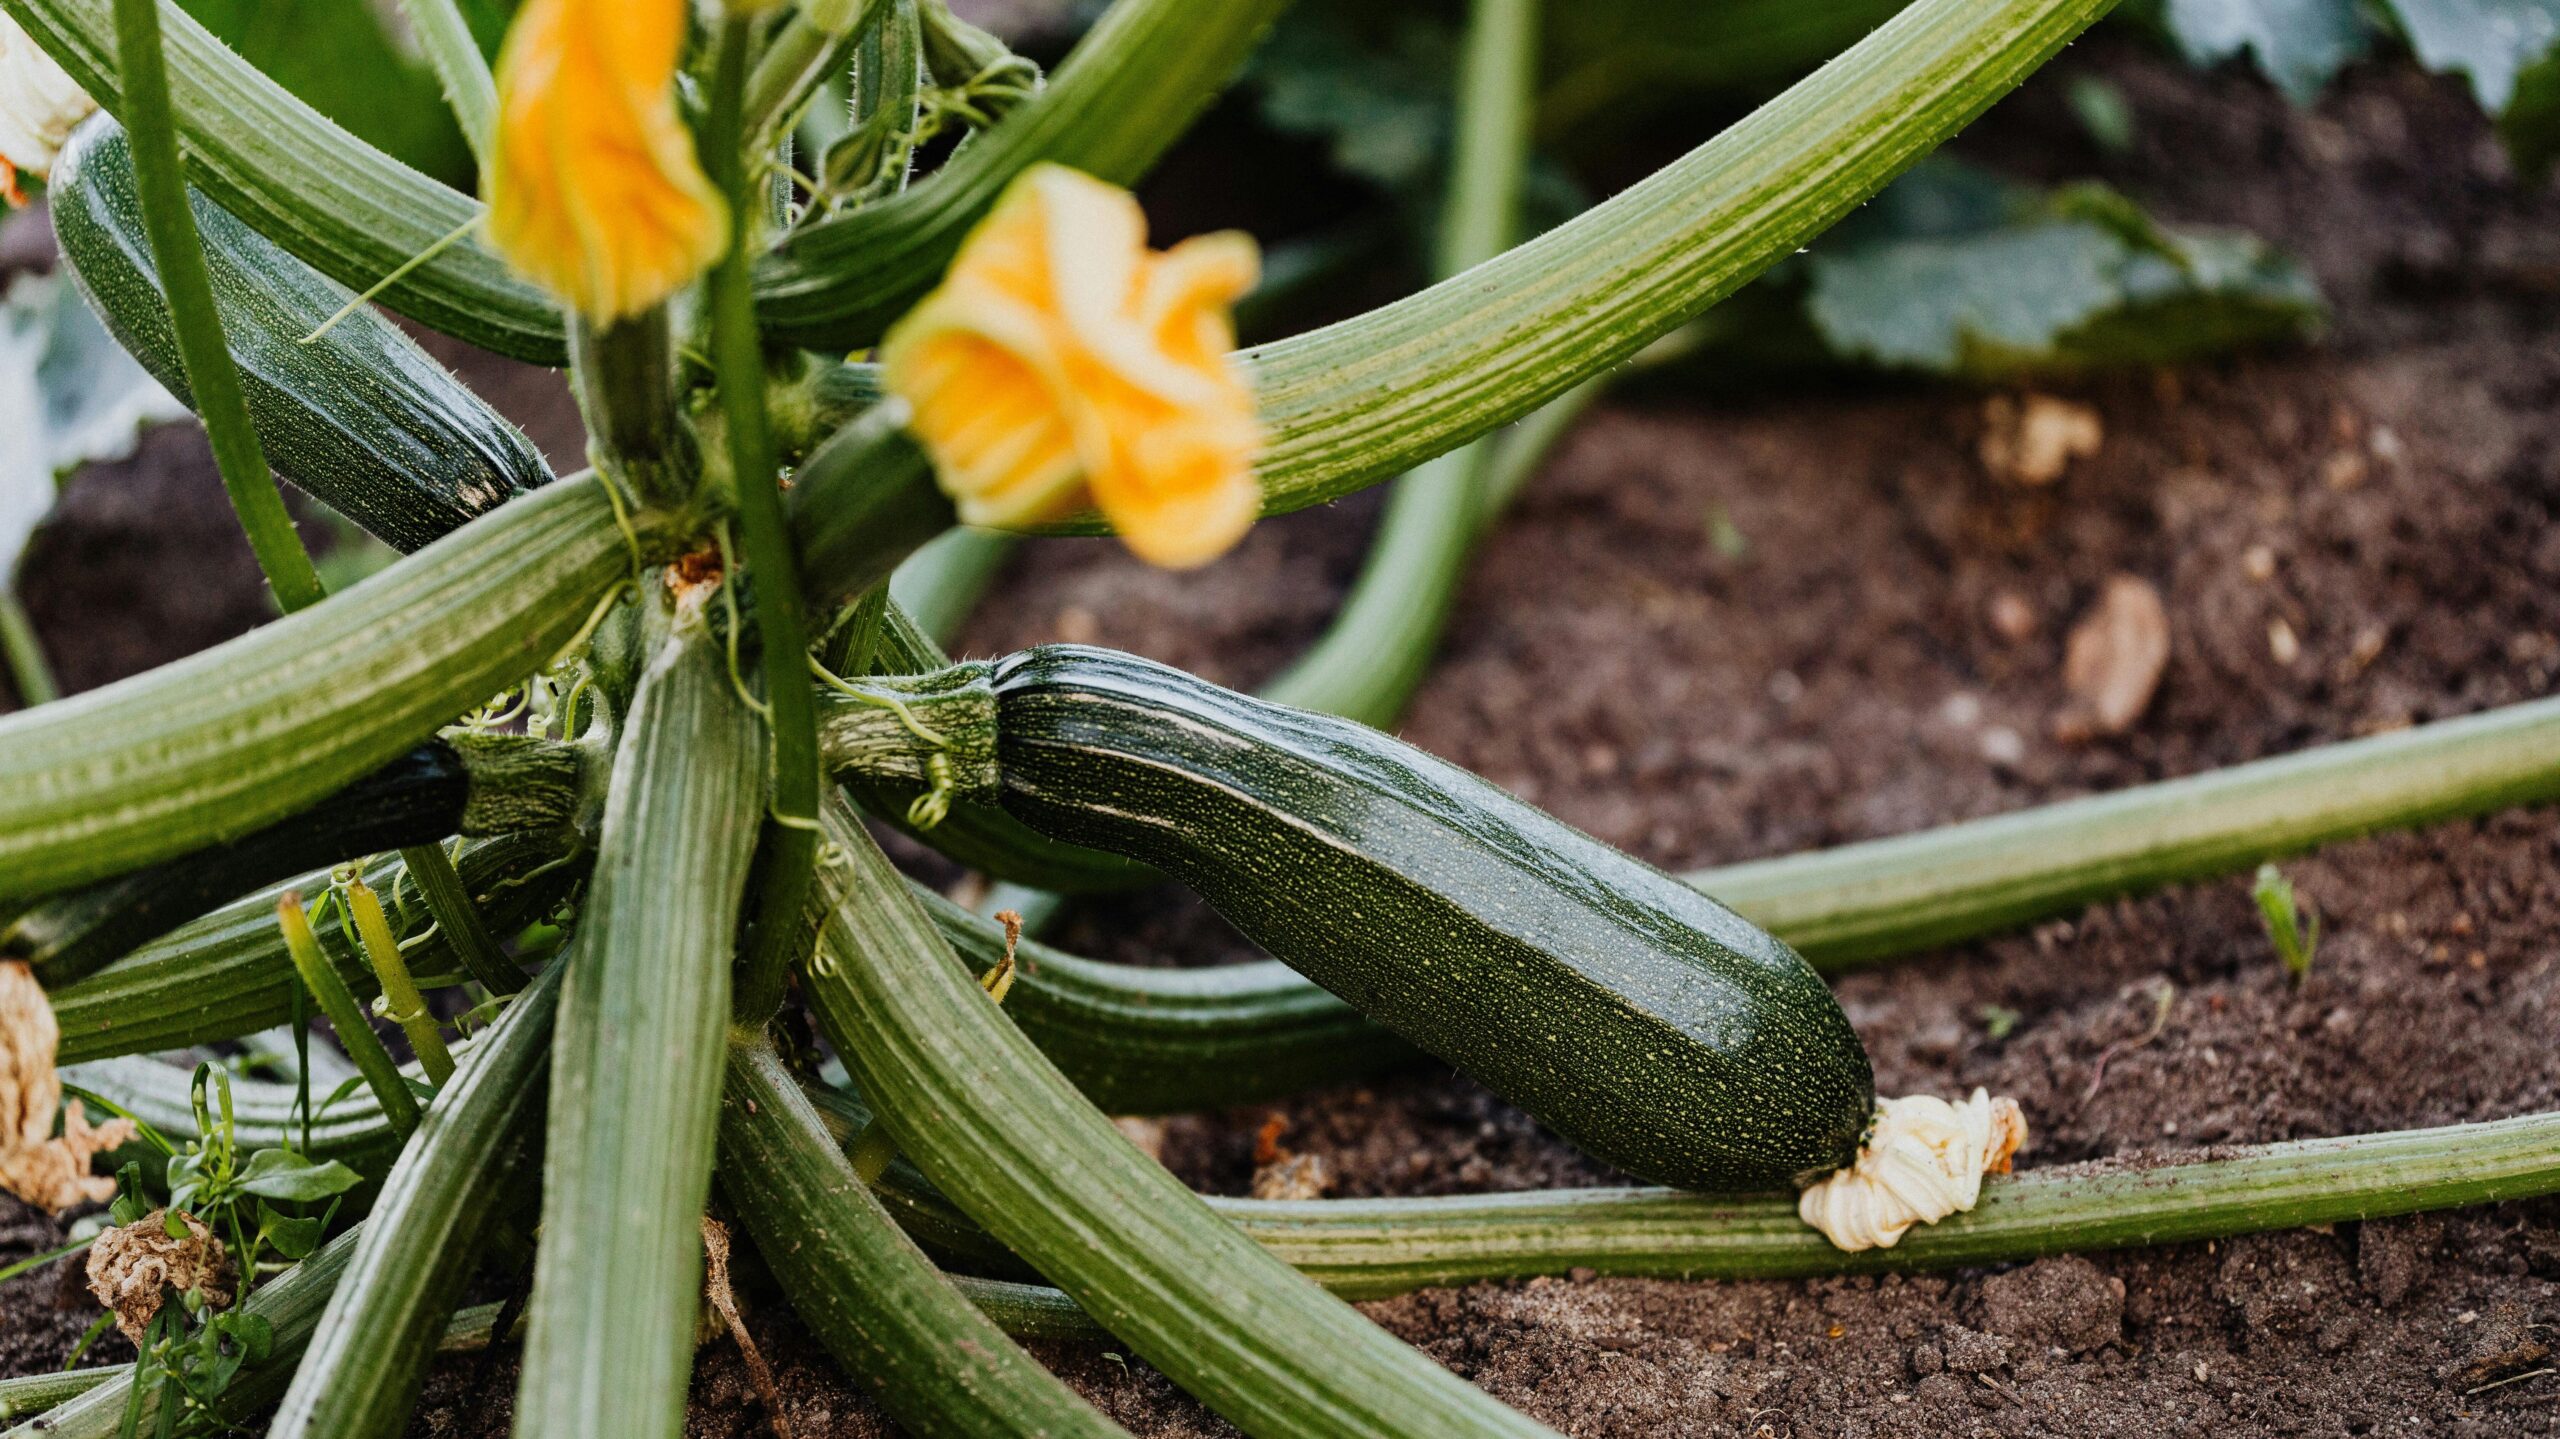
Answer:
[484,0,726,324]
[881,165,1264,570]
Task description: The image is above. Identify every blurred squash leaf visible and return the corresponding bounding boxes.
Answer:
[2388,0,2560,176]
[0,272,187,578]
[1699,162,2324,381]
[2159,0,2367,101]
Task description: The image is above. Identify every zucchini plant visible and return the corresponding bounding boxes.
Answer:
[0,0,2556,1435]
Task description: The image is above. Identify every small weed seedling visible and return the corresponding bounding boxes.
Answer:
[2253,862,2320,984]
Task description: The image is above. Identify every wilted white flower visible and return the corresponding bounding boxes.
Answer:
[1797,1088,2027,1252]
[0,13,95,196]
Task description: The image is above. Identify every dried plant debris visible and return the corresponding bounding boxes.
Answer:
[1248,1114,1334,1201]
[86,1208,232,1341]
[1980,393,2104,487]
[2055,575,2172,742]
[0,959,132,1210]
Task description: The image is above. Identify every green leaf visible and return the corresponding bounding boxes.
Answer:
[2161,0,2367,100]
[1800,166,2323,379]
[253,1203,324,1261]
[237,1148,362,1203]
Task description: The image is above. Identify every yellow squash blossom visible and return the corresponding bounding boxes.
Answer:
[484,0,726,324]
[881,164,1264,570]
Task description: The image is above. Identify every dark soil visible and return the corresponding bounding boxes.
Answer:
[9,27,2560,1439]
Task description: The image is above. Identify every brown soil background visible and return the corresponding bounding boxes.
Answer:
[8,29,2560,1439]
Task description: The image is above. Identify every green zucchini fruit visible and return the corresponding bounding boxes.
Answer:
[4,734,579,988]
[983,645,1874,1192]
[50,118,554,554]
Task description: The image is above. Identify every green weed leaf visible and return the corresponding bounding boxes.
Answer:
[236,1148,362,1203]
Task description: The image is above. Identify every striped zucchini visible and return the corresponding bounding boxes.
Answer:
[49,117,553,553]
[981,645,1873,1192]
[4,733,580,987]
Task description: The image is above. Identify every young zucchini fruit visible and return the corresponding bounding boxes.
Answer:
[3,733,581,988]
[972,646,1874,1192]
[48,118,554,554]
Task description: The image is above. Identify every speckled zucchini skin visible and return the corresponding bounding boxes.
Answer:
[49,118,551,554]
[987,645,1875,1192]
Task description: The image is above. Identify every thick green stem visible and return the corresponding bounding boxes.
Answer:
[394,0,495,166]
[802,800,1555,1438]
[1261,0,1535,726]
[516,604,764,1439]
[716,1043,1128,1437]
[745,0,884,149]
[0,475,637,901]
[794,1081,2560,1293]
[275,892,420,1140]
[397,842,522,995]
[109,0,323,612]
[1701,689,2560,968]
[1239,0,2117,516]
[267,965,557,1439]
[344,875,456,1086]
[569,313,694,513]
[706,15,824,1033]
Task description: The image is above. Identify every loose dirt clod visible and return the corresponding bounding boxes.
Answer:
[1980,393,2103,486]
[85,1210,230,1341]
[2054,575,2171,741]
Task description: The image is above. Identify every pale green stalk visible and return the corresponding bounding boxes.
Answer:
[395,0,496,164]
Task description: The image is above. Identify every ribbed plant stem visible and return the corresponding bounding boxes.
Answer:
[568,313,692,512]
[516,604,764,1439]
[275,893,419,1139]
[1265,0,1538,724]
[394,0,495,164]
[0,475,635,902]
[109,0,323,612]
[398,842,522,994]
[802,800,1554,1438]
[717,1043,1127,1437]
[267,964,557,1439]
[706,14,822,1032]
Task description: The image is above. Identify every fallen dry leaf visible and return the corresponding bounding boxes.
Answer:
[1980,394,2103,487]
[2054,575,2170,741]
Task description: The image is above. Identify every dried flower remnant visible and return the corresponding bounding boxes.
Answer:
[87,1208,233,1340]
[882,164,1265,569]
[0,959,132,1210]
[0,13,96,205]
[484,0,727,323]
[1798,1089,2027,1252]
